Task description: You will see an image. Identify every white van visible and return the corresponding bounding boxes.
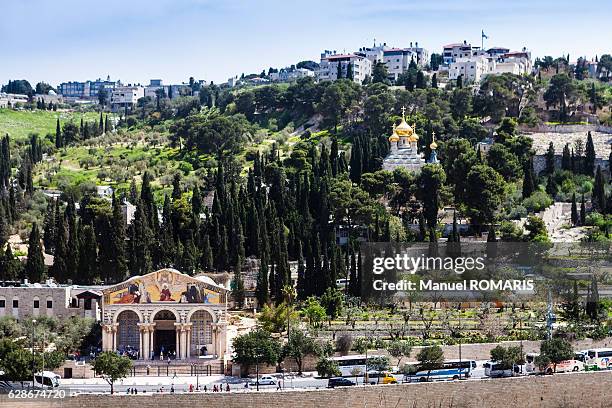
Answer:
[585,348,612,370]
[483,361,519,378]
[34,371,60,388]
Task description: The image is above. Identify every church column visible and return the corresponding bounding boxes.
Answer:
[101,324,111,351]
[148,323,156,360]
[137,323,144,360]
[111,323,119,351]
[184,323,192,359]
[174,322,182,359]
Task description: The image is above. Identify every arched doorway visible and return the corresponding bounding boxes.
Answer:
[190,310,213,357]
[153,310,177,359]
[117,310,140,358]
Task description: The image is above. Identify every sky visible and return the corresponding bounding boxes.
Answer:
[1,0,611,87]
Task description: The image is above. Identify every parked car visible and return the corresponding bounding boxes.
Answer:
[327,377,356,388]
[251,375,276,386]
[381,373,398,384]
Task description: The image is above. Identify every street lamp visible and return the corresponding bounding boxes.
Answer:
[31,319,36,390]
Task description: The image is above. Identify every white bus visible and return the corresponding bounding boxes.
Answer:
[483,361,520,378]
[585,348,612,370]
[525,353,584,374]
[407,360,475,382]
[329,355,385,377]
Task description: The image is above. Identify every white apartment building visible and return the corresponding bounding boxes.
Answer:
[110,85,145,112]
[383,48,417,81]
[449,56,491,83]
[443,41,476,65]
[317,52,372,84]
[0,93,29,108]
[270,68,314,82]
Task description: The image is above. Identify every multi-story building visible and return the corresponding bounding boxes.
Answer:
[0,93,29,108]
[110,85,145,112]
[317,51,372,83]
[442,41,476,65]
[58,77,116,100]
[449,55,491,83]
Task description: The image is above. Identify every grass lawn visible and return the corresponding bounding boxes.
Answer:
[0,108,109,141]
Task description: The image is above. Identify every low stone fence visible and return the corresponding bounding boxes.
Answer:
[2,371,611,408]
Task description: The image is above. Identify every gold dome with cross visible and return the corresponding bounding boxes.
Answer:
[389,106,418,143]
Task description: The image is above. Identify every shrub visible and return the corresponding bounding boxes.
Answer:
[335,334,353,355]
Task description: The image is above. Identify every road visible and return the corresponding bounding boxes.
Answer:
[57,360,501,394]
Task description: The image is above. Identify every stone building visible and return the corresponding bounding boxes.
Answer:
[100,268,229,361]
[0,281,102,321]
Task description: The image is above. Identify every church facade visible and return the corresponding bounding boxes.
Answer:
[100,268,229,361]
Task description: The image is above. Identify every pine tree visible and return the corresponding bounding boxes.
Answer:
[571,193,578,225]
[25,223,45,283]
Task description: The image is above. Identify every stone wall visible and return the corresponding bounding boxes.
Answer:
[2,371,611,408]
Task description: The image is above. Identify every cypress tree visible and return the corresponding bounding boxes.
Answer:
[78,223,98,284]
[584,131,596,176]
[98,112,104,132]
[431,73,438,88]
[561,143,571,170]
[110,194,128,280]
[52,215,68,283]
[336,62,343,79]
[545,175,557,197]
[0,245,19,281]
[55,118,62,149]
[522,158,535,199]
[192,184,202,215]
[593,165,606,212]
[580,194,586,225]
[571,193,578,225]
[131,200,153,275]
[200,233,213,271]
[256,250,269,306]
[104,114,110,133]
[171,173,181,199]
[545,142,555,175]
[25,223,45,283]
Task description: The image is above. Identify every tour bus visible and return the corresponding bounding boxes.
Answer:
[525,353,584,374]
[407,360,475,382]
[483,361,520,378]
[585,348,612,370]
[328,355,385,377]
[335,278,349,289]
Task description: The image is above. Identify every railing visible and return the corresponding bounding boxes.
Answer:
[127,362,224,377]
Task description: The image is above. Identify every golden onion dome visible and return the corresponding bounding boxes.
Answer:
[389,134,400,142]
[429,131,437,149]
[394,119,414,137]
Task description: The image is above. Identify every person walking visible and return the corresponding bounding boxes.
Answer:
[225,383,230,392]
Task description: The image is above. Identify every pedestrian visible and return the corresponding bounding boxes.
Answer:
[213,385,217,392]
[225,384,230,392]
[171,385,175,394]
[135,389,138,395]
[244,382,249,389]
[277,380,282,391]
[126,388,131,394]
[203,385,207,393]
[189,384,193,392]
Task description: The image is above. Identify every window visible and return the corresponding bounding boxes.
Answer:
[0,300,4,308]
[47,300,53,308]
[12,299,18,308]
[34,300,39,309]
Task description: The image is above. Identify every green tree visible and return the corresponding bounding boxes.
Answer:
[92,352,132,394]
[387,340,412,368]
[25,223,45,283]
[416,345,444,381]
[490,345,524,373]
[232,329,281,376]
[301,297,326,329]
[283,330,319,374]
[320,287,344,321]
[315,358,341,378]
[372,62,390,84]
[545,142,555,175]
[465,165,506,232]
[539,338,573,373]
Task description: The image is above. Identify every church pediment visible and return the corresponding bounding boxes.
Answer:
[102,268,228,306]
